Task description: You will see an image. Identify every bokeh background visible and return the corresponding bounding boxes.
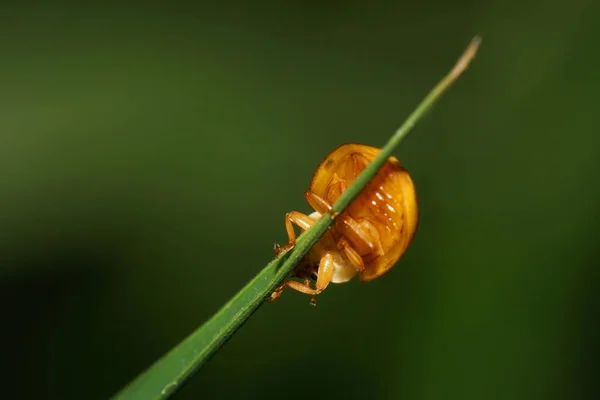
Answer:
[2,1,599,399]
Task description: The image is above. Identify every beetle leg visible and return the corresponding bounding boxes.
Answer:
[336,216,377,255]
[285,211,314,242]
[337,237,365,272]
[304,190,333,214]
[267,251,335,303]
[305,190,342,219]
[275,211,316,257]
[314,250,335,292]
[268,277,308,302]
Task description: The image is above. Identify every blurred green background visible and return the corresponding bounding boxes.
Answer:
[2,1,599,399]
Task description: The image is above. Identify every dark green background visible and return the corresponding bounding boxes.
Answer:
[2,2,599,399]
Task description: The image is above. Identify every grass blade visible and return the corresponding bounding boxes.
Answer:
[111,36,481,400]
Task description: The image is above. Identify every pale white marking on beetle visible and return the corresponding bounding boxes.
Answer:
[308,211,322,220]
[331,254,358,283]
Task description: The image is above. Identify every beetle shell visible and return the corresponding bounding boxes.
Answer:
[309,143,418,281]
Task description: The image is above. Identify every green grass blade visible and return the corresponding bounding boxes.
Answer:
[111,36,481,400]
